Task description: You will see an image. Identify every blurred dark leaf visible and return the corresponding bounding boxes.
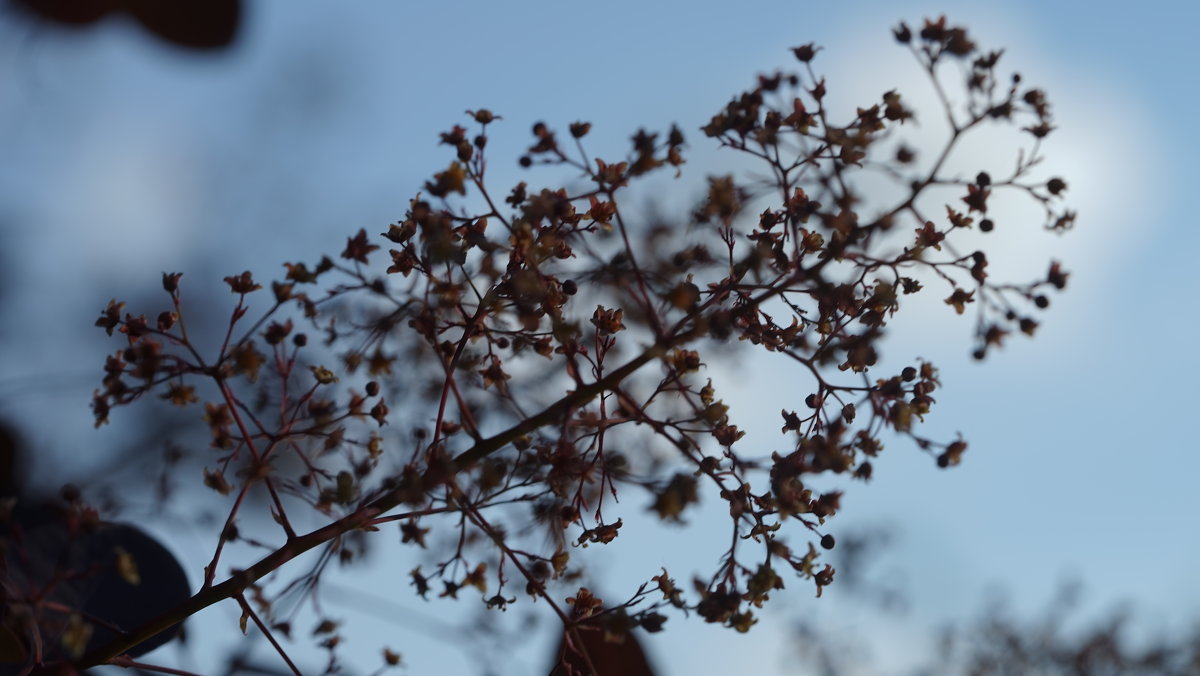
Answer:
[0,422,191,672]
[12,0,241,49]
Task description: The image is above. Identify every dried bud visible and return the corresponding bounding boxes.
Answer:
[223,271,261,294]
[467,109,497,124]
[162,272,182,294]
[791,43,820,62]
[1047,261,1069,289]
[814,565,835,587]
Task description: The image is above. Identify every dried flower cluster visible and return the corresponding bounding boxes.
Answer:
[70,17,1074,675]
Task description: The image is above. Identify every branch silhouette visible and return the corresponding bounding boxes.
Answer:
[1,16,1076,675]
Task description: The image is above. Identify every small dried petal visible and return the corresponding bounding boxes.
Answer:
[162,272,182,294]
[223,271,262,294]
[310,365,340,385]
[114,546,141,585]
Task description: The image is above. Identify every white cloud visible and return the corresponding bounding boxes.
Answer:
[808,9,1164,352]
[58,118,203,278]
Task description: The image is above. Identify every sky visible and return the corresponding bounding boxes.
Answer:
[0,1,1197,674]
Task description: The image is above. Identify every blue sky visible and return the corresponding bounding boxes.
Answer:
[0,1,1196,674]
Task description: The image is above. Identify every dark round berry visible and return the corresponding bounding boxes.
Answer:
[293,333,308,347]
[976,172,991,187]
[562,279,578,295]
[518,155,532,168]
[366,381,380,397]
[820,534,836,550]
[979,219,994,232]
[901,366,917,382]
[1034,295,1050,309]
[805,393,820,408]
[1047,177,1067,195]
